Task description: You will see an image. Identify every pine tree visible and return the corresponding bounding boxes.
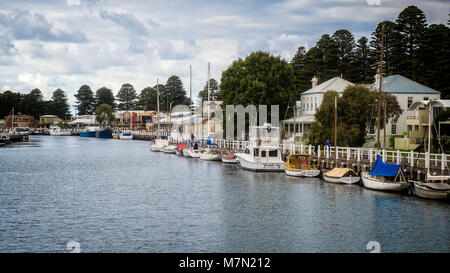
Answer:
[22,88,44,119]
[164,76,188,111]
[95,87,115,109]
[353,37,371,83]
[197,79,220,102]
[74,85,95,115]
[116,83,137,110]
[51,88,71,120]
[332,29,355,80]
[137,87,157,110]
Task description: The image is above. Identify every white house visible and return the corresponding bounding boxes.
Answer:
[281,76,354,140]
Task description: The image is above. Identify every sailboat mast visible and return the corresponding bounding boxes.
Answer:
[377,23,384,153]
[207,62,210,137]
[334,95,337,160]
[190,65,192,104]
[427,102,432,177]
[12,106,14,130]
[157,77,160,133]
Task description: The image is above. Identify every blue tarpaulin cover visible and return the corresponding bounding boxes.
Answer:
[206,136,218,146]
[368,155,400,176]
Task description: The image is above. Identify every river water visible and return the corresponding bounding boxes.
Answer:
[0,136,448,253]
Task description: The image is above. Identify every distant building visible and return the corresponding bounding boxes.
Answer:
[4,114,36,128]
[39,115,61,124]
[68,115,98,128]
[369,74,440,148]
[114,110,156,129]
[281,76,354,141]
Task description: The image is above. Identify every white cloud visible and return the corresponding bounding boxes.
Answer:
[66,0,81,6]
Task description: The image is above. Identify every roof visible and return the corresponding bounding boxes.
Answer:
[281,115,315,124]
[324,168,356,178]
[302,77,354,95]
[409,99,450,110]
[370,74,440,94]
[40,115,59,118]
[369,155,400,177]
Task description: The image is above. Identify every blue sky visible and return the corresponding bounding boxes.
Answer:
[0,0,448,109]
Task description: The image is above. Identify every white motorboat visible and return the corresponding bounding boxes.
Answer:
[150,138,169,152]
[361,155,409,192]
[119,131,133,140]
[411,181,450,200]
[200,148,222,161]
[323,168,360,184]
[49,125,71,136]
[163,145,177,154]
[235,123,284,172]
[184,148,201,158]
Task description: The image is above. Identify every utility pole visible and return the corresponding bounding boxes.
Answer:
[189,64,192,104]
[207,62,210,137]
[383,101,387,149]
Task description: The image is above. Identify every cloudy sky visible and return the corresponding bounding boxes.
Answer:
[0,0,448,110]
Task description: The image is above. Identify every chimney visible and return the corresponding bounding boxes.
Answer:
[311,76,318,88]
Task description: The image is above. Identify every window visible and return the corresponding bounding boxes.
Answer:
[424,97,429,101]
[407,97,413,108]
[253,149,259,157]
[391,124,397,135]
[269,150,278,157]
[314,97,317,109]
[261,151,266,157]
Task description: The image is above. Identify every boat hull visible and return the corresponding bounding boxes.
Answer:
[96,129,113,139]
[222,158,237,164]
[200,154,221,161]
[285,169,321,177]
[323,174,360,184]
[361,173,409,192]
[119,135,133,140]
[236,156,284,172]
[80,131,96,137]
[413,182,450,200]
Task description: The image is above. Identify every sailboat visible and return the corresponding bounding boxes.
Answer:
[322,95,360,184]
[408,99,450,200]
[361,156,409,191]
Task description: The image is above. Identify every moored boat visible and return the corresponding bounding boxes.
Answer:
[200,148,222,161]
[80,126,99,137]
[222,152,237,164]
[411,181,450,200]
[323,168,360,184]
[112,130,121,139]
[163,145,177,154]
[96,128,113,138]
[49,125,71,136]
[119,131,133,140]
[150,138,169,152]
[284,154,320,177]
[176,143,188,155]
[361,155,409,192]
[236,146,284,172]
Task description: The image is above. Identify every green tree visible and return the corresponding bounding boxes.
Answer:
[395,5,428,80]
[50,88,71,120]
[95,87,115,109]
[95,103,114,127]
[198,78,220,102]
[74,85,95,115]
[309,85,402,147]
[164,75,189,111]
[220,51,295,120]
[369,20,400,76]
[137,86,157,110]
[22,88,44,119]
[0,91,23,118]
[354,37,371,83]
[116,83,138,110]
[332,29,355,80]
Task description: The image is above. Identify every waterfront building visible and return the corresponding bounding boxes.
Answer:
[114,110,156,130]
[4,114,36,128]
[68,115,98,129]
[369,75,440,148]
[39,115,61,125]
[281,76,354,141]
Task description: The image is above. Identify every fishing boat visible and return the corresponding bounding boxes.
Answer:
[284,154,320,177]
[119,131,133,140]
[361,155,409,192]
[96,128,113,138]
[80,126,99,137]
[176,143,188,155]
[200,148,222,161]
[235,123,284,172]
[112,130,121,139]
[150,138,169,152]
[163,144,177,154]
[323,168,360,184]
[49,125,71,136]
[222,152,237,164]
